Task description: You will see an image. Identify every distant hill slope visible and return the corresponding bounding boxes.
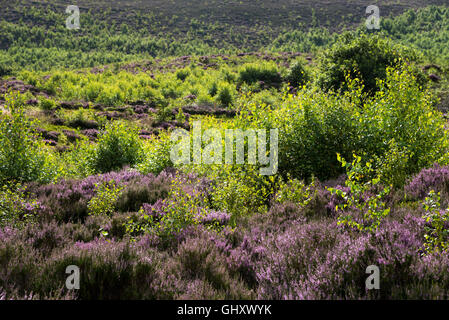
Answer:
[0,1,448,71]
[1,0,448,45]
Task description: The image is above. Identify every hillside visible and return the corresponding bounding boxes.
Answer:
[2,0,449,71]
[2,1,449,302]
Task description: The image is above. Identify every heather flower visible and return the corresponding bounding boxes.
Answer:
[142,199,166,220]
[81,129,99,140]
[405,164,449,200]
[33,169,173,222]
[200,210,230,225]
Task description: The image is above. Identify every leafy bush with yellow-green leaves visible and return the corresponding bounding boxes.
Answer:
[92,121,144,174]
[124,176,212,241]
[421,190,449,255]
[206,165,278,225]
[285,59,309,88]
[135,133,174,175]
[328,154,391,233]
[0,183,40,228]
[0,91,63,184]
[236,65,449,184]
[88,180,124,217]
[21,64,241,109]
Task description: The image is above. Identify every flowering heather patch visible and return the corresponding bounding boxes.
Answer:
[2,160,449,300]
[200,210,231,226]
[1,195,449,300]
[31,169,174,222]
[405,164,449,201]
[81,129,99,141]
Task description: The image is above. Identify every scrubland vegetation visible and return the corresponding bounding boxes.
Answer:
[2,1,449,300]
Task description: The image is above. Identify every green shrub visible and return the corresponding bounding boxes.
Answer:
[359,66,448,178]
[84,82,103,101]
[176,69,190,81]
[208,82,218,97]
[61,138,97,178]
[92,121,144,173]
[39,97,57,111]
[277,89,357,181]
[285,60,309,87]
[136,133,173,175]
[0,183,40,228]
[237,84,357,181]
[0,92,59,183]
[124,177,208,240]
[87,180,124,217]
[328,154,391,233]
[207,165,278,223]
[237,65,447,183]
[216,86,233,107]
[275,175,315,207]
[96,86,125,106]
[237,63,282,87]
[158,177,208,239]
[0,63,12,77]
[373,139,410,189]
[422,190,449,255]
[317,33,423,94]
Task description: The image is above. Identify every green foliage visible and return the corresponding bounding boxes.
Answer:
[421,190,449,255]
[155,106,173,123]
[208,82,218,97]
[124,177,209,240]
[175,106,186,123]
[237,65,448,184]
[275,175,315,207]
[63,108,106,129]
[123,208,154,240]
[270,28,337,53]
[92,121,144,173]
[136,133,173,175]
[237,62,282,87]
[0,63,12,77]
[0,183,39,228]
[328,154,391,233]
[380,6,449,63]
[317,33,422,94]
[158,178,208,238]
[359,66,448,178]
[1,3,449,72]
[87,180,124,217]
[38,97,56,111]
[0,91,60,183]
[285,60,309,88]
[374,139,410,189]
[60,138,97,178]
[272,87,357,181]
[216,85,233,107]
[176,69,190,81]
[206,166,278,224]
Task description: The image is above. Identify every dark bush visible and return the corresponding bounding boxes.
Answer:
[317,33,424,94]
[38,241,176,299]
[285,60,309,87]
[237,63,282,87]
[0,63,12,77]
